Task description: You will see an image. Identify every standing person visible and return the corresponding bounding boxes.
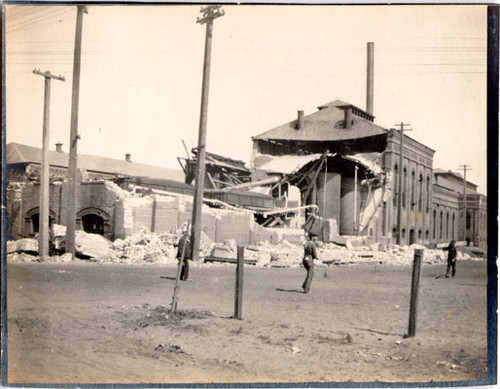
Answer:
[443,240,457,278]
[302,233,318,293]
[176,230,192,281]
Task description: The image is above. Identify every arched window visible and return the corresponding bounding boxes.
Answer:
[433,209,437,239]
[403,168,407,208]
[418,174,423,211]
[452,213,456,240]
[446,212,450,239]
[393,164,399,207]
[426,176,431,212]
[411,171,416,210]
[440,211,443,239]
[425,230,429,241]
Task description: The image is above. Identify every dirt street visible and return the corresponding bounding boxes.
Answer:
[6,259,488,385]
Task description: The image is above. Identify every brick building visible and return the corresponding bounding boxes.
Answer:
[250,99,486,247]
[6,142,189,240]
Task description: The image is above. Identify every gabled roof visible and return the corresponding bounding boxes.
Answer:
[434,168,478,190]
[6,142,185,182]
[252,99,388,142]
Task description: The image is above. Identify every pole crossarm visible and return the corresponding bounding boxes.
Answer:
[196,5,225,24]
[33,69,65,82]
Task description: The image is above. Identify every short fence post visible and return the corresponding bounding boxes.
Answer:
[170,244,186,315]
[407,249,423,337]
[234,246,244,320]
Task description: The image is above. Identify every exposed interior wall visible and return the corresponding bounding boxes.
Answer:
[317,172,341,222]
[339,176,361,235]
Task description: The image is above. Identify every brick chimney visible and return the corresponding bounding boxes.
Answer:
[344,107,353,129]
[366,42,375,116]
[125,153,131,162]
[296,110,304,130]
[55,142,63,153]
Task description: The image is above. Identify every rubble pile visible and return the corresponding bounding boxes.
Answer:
[6,225,479,267]
[111,227,177,264]
[75,230,118,261]
[7,238,38,254]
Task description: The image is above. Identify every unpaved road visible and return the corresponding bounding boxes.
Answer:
[6,259,489,385]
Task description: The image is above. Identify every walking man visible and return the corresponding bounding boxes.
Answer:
[302,233,318,293]
[176,230,192,281]
[443,240,457,278]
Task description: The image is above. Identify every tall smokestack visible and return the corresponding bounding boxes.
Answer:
[366,42,374,116]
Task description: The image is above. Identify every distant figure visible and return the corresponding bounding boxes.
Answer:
[443,240,457,278]
[176,231,192,281]
[302,233,318,293]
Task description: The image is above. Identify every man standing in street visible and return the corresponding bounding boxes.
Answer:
[302,233,318,293]
[176,230,192,281]
[444,240,457,278]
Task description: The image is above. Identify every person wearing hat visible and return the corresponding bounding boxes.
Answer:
[302,233,318,293]
[443,240,457,278]
[176,229,192,281]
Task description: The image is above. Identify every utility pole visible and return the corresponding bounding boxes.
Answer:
[33,69,65,261]
[459,164,472,241]
[65,5,87,258]
[353,164,358,235]
[395,122,412,245]
[191,5,224,261]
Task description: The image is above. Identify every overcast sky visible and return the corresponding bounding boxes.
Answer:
[5,4,488,193]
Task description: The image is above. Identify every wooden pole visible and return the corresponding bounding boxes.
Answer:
[65,5,87,258]
[459,164,471,241]
[33,70,65,261]
[234,246,244,320]
[353,164,358,235]
[170,243,187,315]
[407,248,423,337]
[191,6,224,262]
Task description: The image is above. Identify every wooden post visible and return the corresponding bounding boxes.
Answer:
[66,5,87,258]
[191,6,224,262]
[170,243,186,315]
[33,70,65,260]
[407,249,423,337]
[234,246,244,320]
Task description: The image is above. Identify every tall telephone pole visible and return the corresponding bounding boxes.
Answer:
[190,5,224,261]
[33,69,65,261]
[65,5,87,258]
[459,164,472,241]
[395,122,412,245]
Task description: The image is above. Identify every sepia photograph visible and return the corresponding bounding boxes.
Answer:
[2,2,497,387]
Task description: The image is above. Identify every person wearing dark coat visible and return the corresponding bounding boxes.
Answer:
[176,232,192,281]
[302,233,318,293]
[443,240,457,278]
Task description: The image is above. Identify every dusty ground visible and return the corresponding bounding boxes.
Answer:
[6,259,488,385]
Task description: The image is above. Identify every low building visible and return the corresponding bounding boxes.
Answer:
[6,142,189,240]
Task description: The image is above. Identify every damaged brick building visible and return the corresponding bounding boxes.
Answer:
[249,99,487,248]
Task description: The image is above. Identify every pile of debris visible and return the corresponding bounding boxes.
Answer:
[6,225,479,267]
[111,227,177,264]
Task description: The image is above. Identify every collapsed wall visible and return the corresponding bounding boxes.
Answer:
[107,182,292,246]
